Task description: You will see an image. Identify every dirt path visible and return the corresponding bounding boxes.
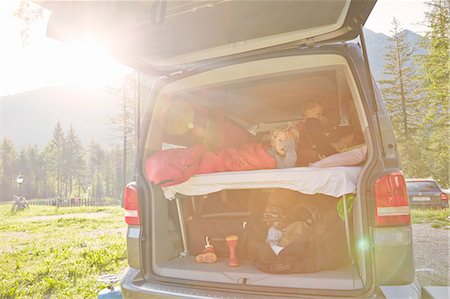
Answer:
[413,223,450,286]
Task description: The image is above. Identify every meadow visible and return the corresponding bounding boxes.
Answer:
[0,204,127,298]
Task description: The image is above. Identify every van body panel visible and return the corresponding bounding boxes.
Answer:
[126,227,141,270]
[374,227,415,284]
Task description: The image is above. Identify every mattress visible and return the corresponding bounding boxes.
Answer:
[162,166,362,200]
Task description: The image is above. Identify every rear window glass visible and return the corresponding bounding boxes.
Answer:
[406,181,440,192]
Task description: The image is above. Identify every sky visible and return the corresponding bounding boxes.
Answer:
[366,0,427,35]
[0,1,125,98]
[0,0,428,97]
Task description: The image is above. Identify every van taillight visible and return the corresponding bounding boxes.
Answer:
[375,172,410,226]
[441,193,448,201]
[124,183,140,225]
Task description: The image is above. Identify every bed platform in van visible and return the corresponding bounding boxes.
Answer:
[162,166,362,200]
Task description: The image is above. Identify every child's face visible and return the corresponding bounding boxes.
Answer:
[304,105,323,119]
[273,131,289,156]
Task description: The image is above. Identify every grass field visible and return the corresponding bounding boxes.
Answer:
[411,207,450,229]
[0,204,127,298]
[0,203,447,298]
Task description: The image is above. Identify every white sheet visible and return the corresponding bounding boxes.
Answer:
[162,166,362,200]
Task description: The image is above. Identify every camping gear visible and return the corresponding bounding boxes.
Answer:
[195,236,218,263]
[185,190,250,259]
[145,144,205,187]
[248,191,350,274]
[225,235,239,267]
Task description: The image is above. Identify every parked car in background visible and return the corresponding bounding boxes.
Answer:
[406,179,449,209]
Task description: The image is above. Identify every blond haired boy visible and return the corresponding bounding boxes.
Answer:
[266,124,299,169]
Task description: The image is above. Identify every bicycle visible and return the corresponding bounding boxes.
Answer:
[11,195,28,212]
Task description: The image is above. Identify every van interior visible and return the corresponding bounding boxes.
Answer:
[143,55,370,292]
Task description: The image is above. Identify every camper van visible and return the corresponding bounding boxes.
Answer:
[44,1,420,298]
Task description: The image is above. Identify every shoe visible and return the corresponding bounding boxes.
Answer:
[195,236,217,263]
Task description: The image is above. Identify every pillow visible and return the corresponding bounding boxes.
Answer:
[310,145,368,168]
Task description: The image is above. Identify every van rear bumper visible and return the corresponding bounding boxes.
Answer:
[380,281,422,299]
[121,267,421,299]
[121,267,269,299]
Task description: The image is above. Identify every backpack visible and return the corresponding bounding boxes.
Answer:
[247,191,350,274]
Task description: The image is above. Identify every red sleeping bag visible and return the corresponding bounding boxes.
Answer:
[198,142,276,174]
[145,144,205,187]
[145,143,276,187]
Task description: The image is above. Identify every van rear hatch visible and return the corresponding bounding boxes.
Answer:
[42,0,376,71]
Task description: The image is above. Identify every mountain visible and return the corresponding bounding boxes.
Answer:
[1,86,120,149]
[364,28,425,82]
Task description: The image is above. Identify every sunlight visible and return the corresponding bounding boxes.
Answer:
[0,2,126,95]
[62,35,124,87]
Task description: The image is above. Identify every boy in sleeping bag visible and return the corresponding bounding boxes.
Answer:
[197,124,299,174]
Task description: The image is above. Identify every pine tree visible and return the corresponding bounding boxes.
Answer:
[103,149,116,199]
[17,149,30,197]
[416,0,449,186]
[0,138,19,201]
[47,122,66,198]
[25,145,41,198]
[379,18,420,177]
[110,72,140,196]
[64,126,85,197]
[40,146,53,198]
[88,141,106,200]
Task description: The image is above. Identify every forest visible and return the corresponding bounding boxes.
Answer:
[0,122,135,203]
[378,0,448,188]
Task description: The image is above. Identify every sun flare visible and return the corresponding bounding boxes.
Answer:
[61,35,124,87]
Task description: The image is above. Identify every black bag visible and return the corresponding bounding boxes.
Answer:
[248,191,350,274]
[187,217,248,258]
[185,190,251,258]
